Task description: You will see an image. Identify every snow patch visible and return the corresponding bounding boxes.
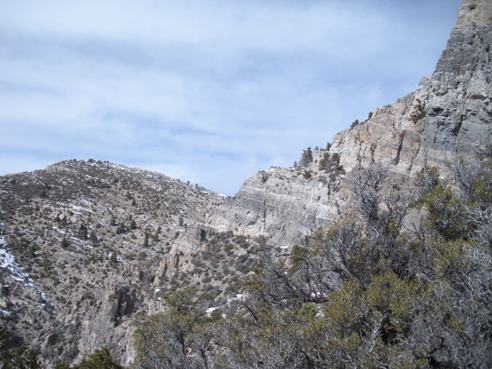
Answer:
[206,307,219,316]
[310,291,327,299]
[52,226,66,235]
[0,235,47,302]
[70,204,93,213]
[227,293,245,303]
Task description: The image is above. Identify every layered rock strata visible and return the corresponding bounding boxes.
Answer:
[209,0,492,248]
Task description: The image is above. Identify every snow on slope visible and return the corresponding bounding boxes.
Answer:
[0,225,47,302]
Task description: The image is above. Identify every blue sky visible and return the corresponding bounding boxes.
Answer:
[0,0,461,195]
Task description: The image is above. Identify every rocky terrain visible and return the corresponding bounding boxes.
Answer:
[0,0,491,367]
[211,0,492,248]
[0,160,261,366]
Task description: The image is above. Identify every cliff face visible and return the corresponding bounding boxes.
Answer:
[209,165,350,248]
[331,0,491,174]
[209,0,492,247]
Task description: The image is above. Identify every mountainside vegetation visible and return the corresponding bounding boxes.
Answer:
[1,1,491,367]
[3,155,490,369]
[120,156,491,369]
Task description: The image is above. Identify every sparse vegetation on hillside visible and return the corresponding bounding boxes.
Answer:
[128,157,491,369]
[0,328,40,369]
[53,349,121,369]
[299,147,313,167]
[319,152,345,176]
[6,158,486,369]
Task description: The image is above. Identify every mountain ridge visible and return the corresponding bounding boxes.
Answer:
[210,0,491,247]
[1,0,491,367]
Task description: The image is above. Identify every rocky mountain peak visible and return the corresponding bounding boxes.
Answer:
[330,0,491,175]
[210,0,491,248]
[457,0,492,27]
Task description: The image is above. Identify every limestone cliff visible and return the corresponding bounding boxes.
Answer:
[209,0,492,247]
[330,0,491,174]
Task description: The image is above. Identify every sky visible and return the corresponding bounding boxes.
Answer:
[0,0,461,195]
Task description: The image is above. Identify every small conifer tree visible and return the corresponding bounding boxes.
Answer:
[299,147,314,167]
[144,231,150,248]
[61,238,69,249]
[89,230,98,243]
[78,224,88,240]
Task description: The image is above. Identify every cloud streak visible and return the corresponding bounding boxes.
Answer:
[0,0,460,194]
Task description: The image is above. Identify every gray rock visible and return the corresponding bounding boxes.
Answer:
[210,0,491,248]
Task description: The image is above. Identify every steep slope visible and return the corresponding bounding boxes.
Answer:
[331,0,491,174]
[210,0,492,248]
[0,160,260,366]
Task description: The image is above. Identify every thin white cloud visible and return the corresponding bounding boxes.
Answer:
[1,1,385,51]
[0,0,461,194]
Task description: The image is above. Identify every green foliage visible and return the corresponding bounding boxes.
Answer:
[73,348,122,369]
[61,237,70,248]
[129,160,491,369]
[319,152,345,175]
[415,166,441,201]
[299,147,313,167]
[302,170,312,179]
[1,348,40,369]
[428,239,471,278]
[134,288,218,369]
[471,172,492,204]
[0,328,40,369]
[54,364,70,369]
[422,185,467,240]
[78,223,88,240]
[461,158,492,205]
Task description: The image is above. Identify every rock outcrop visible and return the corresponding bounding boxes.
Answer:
[209,0,492,248]
[331,0,491,175]
[209,163,350,248]
[0,160,260,366]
